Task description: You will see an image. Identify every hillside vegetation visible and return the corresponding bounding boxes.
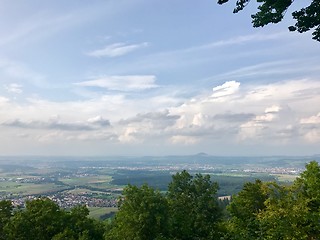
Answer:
[1,161,320,239]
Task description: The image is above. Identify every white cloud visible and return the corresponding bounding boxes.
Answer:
[5,83,23,94]
[170,135,199,145]
[238,105,281,140]
[303,129,320,143]
[265,105,281,114]
[120,110,179,129]
[192,113,206,127]
[87,42,149,57]
[0,96,10,104]
[255,114,276,122]
[299,113,320,143]
[75,75,158,91]
[118,126,139,143]
[87,115,110,126]
[171,80,320,144]
[211,80,240,99]
[238,121,265,141]
[1,79,320,154]
[243,79,320,103]
[188,32,288,50]
[300,113,320,124]
[1,117,110,131]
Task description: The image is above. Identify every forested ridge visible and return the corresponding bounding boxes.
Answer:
[1,161,320,240]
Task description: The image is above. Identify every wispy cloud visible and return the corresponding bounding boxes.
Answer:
[206,59,320,83]
[2,116,110,131]
[87,42,149,57]
[74,75,158,91]
[4,83,23,94]
[96,32,299,75]
[0,12,79,48]
[0,1,137,49]
[0,96,10,104]
[181,32,289,53]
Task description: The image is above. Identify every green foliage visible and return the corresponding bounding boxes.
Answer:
[105,184,169,240]
[258,183,310,239]
[167,170,222,240]
[0,200,13,240]
[218,0,320,41]
[67,205,105,240]
[110,169,275,196]
[4,198,104,240]
[227,179,268,239]
[226,161,320,239]
[5,198,64,240]
[291,0,320,41]
[106,171,223,240]
[291,161,320,238]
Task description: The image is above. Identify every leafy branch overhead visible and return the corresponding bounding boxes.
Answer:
[218,0,320,41]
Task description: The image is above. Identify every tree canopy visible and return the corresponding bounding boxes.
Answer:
[167,171,222,239]
[225,161,320,239]
[218,0,320,41]
[105,184,169,240]
[106,171,223,240]
[2,198,104,240]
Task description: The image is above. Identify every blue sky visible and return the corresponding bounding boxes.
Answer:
[0,0,320,156]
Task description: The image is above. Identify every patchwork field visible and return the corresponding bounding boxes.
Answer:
[0,155,316,219]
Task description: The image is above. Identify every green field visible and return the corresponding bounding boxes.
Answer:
[0,172,119,198]
[60,175,113,188]
[0,182,67,196]
[88,207,118,220]
[271,174,298,182]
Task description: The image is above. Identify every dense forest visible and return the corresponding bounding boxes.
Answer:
[1,161,320,240]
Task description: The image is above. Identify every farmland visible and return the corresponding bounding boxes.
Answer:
[0,155,317,219]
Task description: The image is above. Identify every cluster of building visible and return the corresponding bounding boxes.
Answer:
[0,176,56,184]
[5,192,118,209]
[242,167,303,174]
[49,192,118,209]
[11,193,118,209]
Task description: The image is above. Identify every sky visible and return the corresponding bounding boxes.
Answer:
[0,0,320,156]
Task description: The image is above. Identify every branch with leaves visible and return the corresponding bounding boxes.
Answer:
[218,0,320,41]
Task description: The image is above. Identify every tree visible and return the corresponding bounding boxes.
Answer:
[226,179,268,239]
[167,171,222,240]
[257,182,310,240]
[291,161,320,238]
[226,161,320,239]
[217,0,320,41]
[0,200,13,240]
[106,171,224,240]
[5,198,65,240]
[105,184,169,240]
[5,198,104,240]
[67,205,105,240]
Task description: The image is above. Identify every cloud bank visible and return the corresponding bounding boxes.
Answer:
[1,79,320,155]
